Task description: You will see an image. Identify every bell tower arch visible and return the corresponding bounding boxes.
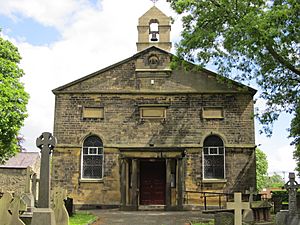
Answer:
[136,6,172,52]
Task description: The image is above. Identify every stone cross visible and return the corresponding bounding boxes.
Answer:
[52,187,69,225]
[0,192,13,224]
[36,132,57,208]
[25,167,31,193]
[227,192,250,225]
[246,187,256,203]
[284,172,300,215]
[9,195,26,225]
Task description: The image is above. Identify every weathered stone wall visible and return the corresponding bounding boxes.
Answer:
[54,93,255,146]
[184,148,256,205]
[0,168,27,193]
[52,147,120,206]
[52,52,256,207]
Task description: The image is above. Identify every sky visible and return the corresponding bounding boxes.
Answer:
[0,0,297,182]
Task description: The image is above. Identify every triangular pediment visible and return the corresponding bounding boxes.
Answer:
[53,46,256,95]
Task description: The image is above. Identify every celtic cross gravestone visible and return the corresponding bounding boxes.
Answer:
[285,172,300,215]
[36,132,57,208]
[31,132,57,225]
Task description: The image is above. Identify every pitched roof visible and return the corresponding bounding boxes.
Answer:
[0,152,40,169]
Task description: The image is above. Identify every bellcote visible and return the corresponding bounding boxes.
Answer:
[136,6,172,52]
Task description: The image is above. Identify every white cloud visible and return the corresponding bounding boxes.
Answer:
[1,0,181,151]
[0,0,86,29]
[5,0,296,182]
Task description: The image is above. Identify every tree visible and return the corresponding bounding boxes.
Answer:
[0,33,29,163]
[290,104,300,174]
[169,0,300,170]
[266,173,285,188]
[256,148,268,191]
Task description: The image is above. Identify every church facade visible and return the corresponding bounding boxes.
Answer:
[52,6,257,210]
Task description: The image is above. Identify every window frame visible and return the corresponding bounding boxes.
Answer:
[202,137,226,180]
[80,136,104,180]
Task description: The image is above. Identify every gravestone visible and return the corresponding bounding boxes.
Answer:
[9,195,26,225]
[285,172,300,216]
[276,172,300,225]
[227,192,250,225]
[245,187,256,203]
[214,212,234,225]
[31,132,57,225]
[0,192,13,225]
[0,192,27,225]
[36,132,56,208]
[22,167,35,212]
[52,187,69,225]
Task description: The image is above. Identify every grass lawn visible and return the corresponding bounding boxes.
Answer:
[69,211,97,225]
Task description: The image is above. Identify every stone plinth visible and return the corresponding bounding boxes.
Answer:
[31,208,56,225]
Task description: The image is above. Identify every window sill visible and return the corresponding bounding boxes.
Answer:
[202,179,227,183]
[79,179,104,183]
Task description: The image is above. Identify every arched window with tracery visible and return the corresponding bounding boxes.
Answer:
[203,135,225,179]
[81,135,104,179]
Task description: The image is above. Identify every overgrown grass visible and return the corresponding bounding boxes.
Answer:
[69,211,97,225]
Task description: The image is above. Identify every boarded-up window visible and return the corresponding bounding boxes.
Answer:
[83,107,104,119]
[140,107,166,119]
[202,107,224,119]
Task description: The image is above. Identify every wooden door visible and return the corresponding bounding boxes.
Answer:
[140,161,166,205]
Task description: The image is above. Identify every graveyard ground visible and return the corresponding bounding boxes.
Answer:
[69,211,97,225]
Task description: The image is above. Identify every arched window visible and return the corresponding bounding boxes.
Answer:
[81,135,104,179]
[203,135,225,179]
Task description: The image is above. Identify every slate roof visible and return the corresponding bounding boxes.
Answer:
[0,152,40,169]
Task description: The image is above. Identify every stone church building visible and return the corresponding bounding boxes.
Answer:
[52,6,257,210]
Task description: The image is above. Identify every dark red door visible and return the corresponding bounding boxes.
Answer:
[140,161,166,205]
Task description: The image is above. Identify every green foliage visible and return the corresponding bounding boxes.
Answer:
[266,173,285,188]
[169,0,300,172]
[256,148,268,191]
[290,103,300,175]
[0,34,29,163]
[69,212,97,225]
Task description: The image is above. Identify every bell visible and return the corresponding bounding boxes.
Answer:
[150,32,158,42]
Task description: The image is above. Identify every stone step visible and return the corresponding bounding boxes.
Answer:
[138,205,166,211]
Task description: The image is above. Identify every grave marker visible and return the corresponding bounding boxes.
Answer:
[9,195,26,225]
[53,187,69,225]
[0,192,13,225]
[227,192,250,225]
[284,172,300,215]
[31,132,57,225]
[36,132,57,208]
